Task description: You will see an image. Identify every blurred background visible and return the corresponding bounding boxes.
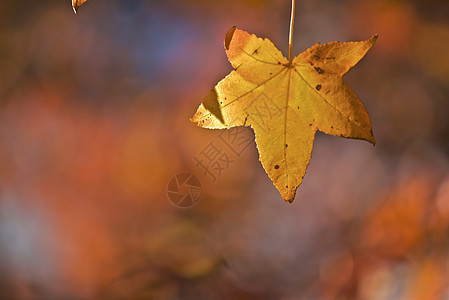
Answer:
[0,0,448,299]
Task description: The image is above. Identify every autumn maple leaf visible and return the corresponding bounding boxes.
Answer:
[191,27,376,202]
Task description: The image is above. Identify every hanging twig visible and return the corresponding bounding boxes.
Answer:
[288,0,296,64]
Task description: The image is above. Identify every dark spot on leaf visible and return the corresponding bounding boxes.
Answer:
[285,144,288,148]
[278,62,281,64]
[274,165,280,169]
[331,126,334,129]
[314,67,323,74]
[316,84,322,91]
[309,123,312,126]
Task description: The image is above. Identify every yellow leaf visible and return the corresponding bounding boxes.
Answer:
[191,27,377,202]
[72,0,88,14]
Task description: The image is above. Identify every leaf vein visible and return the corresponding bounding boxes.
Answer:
[293,68,365,132]
[221,68,287,109]
[240,48,281,65]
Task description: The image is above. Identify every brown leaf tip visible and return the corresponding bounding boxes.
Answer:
[225,26,237,50]
[286,197,295,203]
[369,34,379,46]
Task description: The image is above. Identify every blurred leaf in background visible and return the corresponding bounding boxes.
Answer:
[72,0,89,14]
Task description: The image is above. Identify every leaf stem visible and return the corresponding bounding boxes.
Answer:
[288,0,296,64]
